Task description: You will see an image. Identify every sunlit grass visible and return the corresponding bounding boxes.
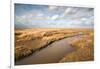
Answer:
[15,46,33,61]
[59,32,94,62]
[15,28,93,61]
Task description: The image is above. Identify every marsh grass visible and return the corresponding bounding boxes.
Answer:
[15,46,34,61]
[15,28,93,61]
[59,32,94,62]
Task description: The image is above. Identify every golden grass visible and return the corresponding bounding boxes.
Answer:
[15,46,33,61]
[15,28,93,61]
[59,31,94,62]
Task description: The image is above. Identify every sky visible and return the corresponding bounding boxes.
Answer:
[15,4,94,28]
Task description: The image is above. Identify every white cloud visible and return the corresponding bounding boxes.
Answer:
[80,17,93,25]
[81,18,88,21]
[51,15,59,20]
[15,4,94,28]
[37,13,44,16]
[64,8,72,14]
[60,8,72,18]
[49,6,58,10]
[15,16,23,23]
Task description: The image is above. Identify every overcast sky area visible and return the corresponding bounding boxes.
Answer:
[15,4,94,28]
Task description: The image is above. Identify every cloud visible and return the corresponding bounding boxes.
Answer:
[51,15,59,20]
[15,4,94,28]
[64,8,72,14]
[49,6,58,10]
[37,13,44,16]
[15,16,26,23]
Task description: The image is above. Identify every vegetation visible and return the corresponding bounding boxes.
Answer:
[15,28,94,61]
[59,31,94,62]
[15,46,34,61]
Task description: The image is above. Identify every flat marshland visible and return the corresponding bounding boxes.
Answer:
[15,28,94,64]
[59,31,94,62]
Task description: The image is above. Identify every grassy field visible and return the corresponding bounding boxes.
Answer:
[59,31,94,62]
[15,28,94,62]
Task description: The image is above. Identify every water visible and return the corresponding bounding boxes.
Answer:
[15,35,85,65]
